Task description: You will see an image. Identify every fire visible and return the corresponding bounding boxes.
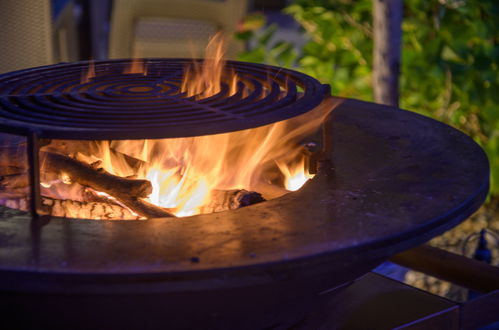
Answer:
[51,100,333,218]
[39,32,337,219]
[181,33,238,98]
[276,157,315,191]
[81,60,95,83]
[124,57,147,75]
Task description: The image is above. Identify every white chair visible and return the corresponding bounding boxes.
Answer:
[109,0,248,60]
[0,0,80,73]
[0,0,54,73]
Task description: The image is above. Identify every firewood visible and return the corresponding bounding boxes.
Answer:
[2,198,28,211]
[114,196,175,218]
[0,197,141,220]
[0,188,28,199]
[200,189,265,214]
[40,152,152,198]
[0,145,26,169]
[40,197,141,220]
[0,152,175,218]
[1,193,172,219]
[0,152,153,198]
[0,148,270,218]
[0,166,25,176]
[39,153,175,218]
[0,173,28,199]
[252,181,289,199]
[0,173,28,190]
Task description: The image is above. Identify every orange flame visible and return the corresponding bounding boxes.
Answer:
[124,57,147,75]
[61,98,335,217]
[81,60,95,83]
[276,157,315,191]
[181,32,237,98]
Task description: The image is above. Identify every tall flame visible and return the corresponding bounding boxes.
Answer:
[181,32,237,98]
[81,60,95,83]
[124,57,147,75]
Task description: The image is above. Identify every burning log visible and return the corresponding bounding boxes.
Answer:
[114,196,175,219]
[0,152,153,198]
[0,149,266,218]
[0,173,29,199]
[0,152,175,218]
[40,152,152,198]
[0,166,25,176]
[40,197,141,220]
[252,181,289,200]
[201,189,265,214]
[40,152,175,218]
[0,197,141,220]
[0,173,27,190]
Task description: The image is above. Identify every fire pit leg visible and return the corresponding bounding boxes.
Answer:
[27,132,41,218]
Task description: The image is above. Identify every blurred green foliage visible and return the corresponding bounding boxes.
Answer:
[236,0,499,198]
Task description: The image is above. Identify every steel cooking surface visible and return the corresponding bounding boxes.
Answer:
[0,59,328,139]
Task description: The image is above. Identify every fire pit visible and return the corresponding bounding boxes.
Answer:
[0,58,331,219]
[0,58,489,329]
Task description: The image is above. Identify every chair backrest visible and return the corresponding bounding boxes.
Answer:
[109,0,247,60]
[53,1,80,63]
[0,0,54,73]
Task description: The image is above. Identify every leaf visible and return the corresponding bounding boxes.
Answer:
[442,45,464,63]
[234,30,253,41]
[258,24,278,46]
[239,13,266,32]
[237,47,266,63]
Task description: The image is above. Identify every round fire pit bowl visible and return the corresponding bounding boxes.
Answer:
[0,95,489,327]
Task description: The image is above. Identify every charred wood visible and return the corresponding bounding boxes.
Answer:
[252,181,289,200]
[0,173,28,190]
[0,197,141,220]
[0,172,29,199]
[200,189,265,214]
[114,196,175,218]
[0,166,25,176]
[40,197,141,220]
[0,149,270,218]
[1,194,172,219]
[1,152,175,218]
[0,152,152,199]
[40,152,175,218]
[40,152,152,198]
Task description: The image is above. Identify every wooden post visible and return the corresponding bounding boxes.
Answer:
[373,0,403,107]
[391,245,499,293]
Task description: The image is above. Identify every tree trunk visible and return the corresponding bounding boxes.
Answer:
[373,0,403,107]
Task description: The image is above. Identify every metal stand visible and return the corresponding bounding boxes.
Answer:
[27,132,41,218]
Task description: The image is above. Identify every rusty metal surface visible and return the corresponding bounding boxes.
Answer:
[0,98,489,293]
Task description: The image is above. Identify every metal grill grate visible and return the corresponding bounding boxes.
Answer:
[0,59,329,140]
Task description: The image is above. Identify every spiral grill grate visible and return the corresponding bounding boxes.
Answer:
[0,59,328,140]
